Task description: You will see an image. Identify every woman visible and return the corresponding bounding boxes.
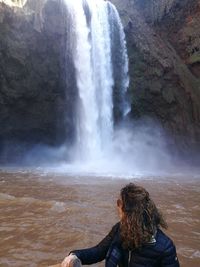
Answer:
[61,183,180,267]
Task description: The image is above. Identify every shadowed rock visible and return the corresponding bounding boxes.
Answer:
[110,0,200,157]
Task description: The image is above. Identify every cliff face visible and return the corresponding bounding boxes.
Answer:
[0,1,77,162]
[111,0,200,154]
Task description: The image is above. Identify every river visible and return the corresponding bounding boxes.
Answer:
[0,170,199,267]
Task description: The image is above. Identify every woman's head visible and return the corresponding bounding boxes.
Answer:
[118,183,167,249]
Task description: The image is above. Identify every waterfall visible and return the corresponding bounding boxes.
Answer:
[108,2,130,119]
[63,0,129,162]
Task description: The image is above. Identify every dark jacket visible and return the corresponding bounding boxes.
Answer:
[72,223,180,267]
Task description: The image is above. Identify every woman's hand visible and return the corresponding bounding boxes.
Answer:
[61,254,81,267]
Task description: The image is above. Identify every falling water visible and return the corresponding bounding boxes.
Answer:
[63,0,129,161]
[108,2,130,118]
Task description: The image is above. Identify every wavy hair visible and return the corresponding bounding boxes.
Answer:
[119,183,167,249]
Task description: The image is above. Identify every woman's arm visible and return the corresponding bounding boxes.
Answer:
[71,223,119,265]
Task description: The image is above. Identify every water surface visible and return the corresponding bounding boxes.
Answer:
[0,171,199,267]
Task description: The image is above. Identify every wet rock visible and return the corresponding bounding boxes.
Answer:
[110,0,200,155]
[162,87,175,104]
[0,1,77,162]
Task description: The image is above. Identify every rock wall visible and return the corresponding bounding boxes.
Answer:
[0,0,77,162]
[111,0,200,155]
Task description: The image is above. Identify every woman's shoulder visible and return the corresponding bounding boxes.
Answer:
[112,222,120,231]
[155,229,176,252]
[107,222,120,238]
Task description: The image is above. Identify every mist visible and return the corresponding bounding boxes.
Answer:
[9,119,195,178]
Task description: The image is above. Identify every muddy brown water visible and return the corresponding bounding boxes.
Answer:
[0,171,199,267]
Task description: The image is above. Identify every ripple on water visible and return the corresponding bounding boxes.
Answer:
[0,170,199,267]
[49,201,67,213]
[191,250,200,258]
[0,193,16,200]
[178,247,200,259]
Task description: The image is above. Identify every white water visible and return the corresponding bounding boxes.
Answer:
[89,0,114,151]
[65,0,101,160]
[0,0,27,8]
[108,2,130,116]
[64,0,129,162]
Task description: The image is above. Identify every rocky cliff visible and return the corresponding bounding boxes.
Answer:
[0,0,77,162]
[0,0,200,162]
[111,0,200,156]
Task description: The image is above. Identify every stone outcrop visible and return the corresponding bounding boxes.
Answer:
[111,0,200,155]
[0,0,77,162]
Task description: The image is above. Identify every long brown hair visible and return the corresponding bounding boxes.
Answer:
[118,183,167,249]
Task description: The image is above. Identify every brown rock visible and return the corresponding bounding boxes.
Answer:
[110,0,200,155]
